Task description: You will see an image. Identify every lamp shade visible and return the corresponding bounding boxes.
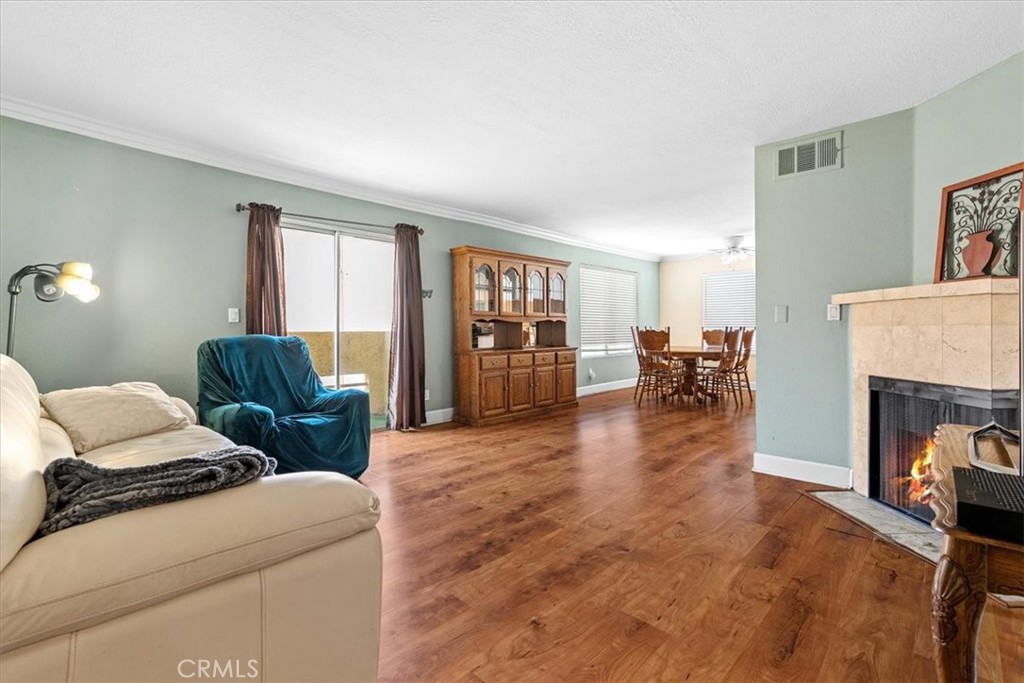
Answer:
[60,262,93,280]
[54,262,100,303]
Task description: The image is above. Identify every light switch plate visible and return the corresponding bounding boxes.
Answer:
[826,303,841,321]
[774,305,789,323]
[228,308,240,323]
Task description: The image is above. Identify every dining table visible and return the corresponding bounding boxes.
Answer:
[669,345,724,400]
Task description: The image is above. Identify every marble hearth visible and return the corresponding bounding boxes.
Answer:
[832,278,1020,495]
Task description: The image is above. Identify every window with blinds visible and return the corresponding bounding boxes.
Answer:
[580,265,638,357]
[702,270,756,349]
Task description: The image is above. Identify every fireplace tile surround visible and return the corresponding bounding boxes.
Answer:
[832,278,1019,495]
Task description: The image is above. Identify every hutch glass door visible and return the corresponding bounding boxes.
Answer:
[527,268,546,315]
[473,262,497,314]
[501,265,523,315]
[549,270,566,316]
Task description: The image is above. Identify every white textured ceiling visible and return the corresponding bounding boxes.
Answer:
[1,1,1022,260]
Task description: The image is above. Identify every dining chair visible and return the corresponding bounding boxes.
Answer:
[730,327,755,405]
[631,326,648,401]
[636,327,684,405]
[698,327,742,407]
[700,327,726,370]
[701,328,726,347]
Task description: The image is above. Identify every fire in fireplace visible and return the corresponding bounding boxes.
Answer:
[905,438,935,505]
[869,377,1020,525]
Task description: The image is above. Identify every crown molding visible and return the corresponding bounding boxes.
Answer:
[0,96,661,262]
[661,252,718,263]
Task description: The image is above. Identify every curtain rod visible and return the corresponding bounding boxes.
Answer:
[235,203,423,235]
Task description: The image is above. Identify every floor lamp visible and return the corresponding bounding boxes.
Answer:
[5,262,100,357]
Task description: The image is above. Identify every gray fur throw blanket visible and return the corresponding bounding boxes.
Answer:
[36,446,276,538]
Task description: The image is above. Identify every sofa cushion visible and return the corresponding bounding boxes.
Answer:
[0,471,380,653]
[0,356,47,572]
[40,382,191,454]
[84,425,234,468]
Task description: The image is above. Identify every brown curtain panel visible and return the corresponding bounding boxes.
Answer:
[387,224,426,430]
[244,203,287,336]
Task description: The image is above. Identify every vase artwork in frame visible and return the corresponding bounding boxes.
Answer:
[933,163,1022,283]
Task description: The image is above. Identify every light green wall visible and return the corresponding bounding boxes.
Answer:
[755,53,1024,470]
[754,110,915,467]
[912,53,1024,283]
[0,117,658,408]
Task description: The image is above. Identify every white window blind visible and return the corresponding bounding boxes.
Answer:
[702,270,756,343]
[580,265,638,357]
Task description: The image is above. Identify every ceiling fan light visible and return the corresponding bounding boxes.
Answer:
[720,248,748,265]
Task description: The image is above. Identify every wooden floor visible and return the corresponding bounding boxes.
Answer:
[362,390,1023,683]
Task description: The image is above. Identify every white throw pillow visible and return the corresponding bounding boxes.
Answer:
[40,382,190,454]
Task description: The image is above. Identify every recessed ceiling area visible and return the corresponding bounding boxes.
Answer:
[1,1,1021,260]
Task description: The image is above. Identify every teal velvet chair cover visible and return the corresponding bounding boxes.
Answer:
[197,335,371,479]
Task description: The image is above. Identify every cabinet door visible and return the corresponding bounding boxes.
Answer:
[534,365,556,407]
[556,363,576,403]
[547,267,567,318]
[524,263,547,317]
[470,257,499,315]
[479,370,507,418]
[498,261,525,316]
[508,367,534,413]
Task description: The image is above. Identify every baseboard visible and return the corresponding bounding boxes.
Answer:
[424,378,635,423]
[752,452,852,489]
[425,408,455,425]
[577,377,638,397]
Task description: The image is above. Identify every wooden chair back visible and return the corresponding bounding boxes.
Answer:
[734,328,755,370]
[716,327,742,373]
[702,328,725,348]
[637,327,672,368]
[631,326,647,373]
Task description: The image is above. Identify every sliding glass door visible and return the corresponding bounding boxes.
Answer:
[282,225,394,430]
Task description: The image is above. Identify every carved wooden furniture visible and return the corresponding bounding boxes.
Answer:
[452,246,576,426]
[630,326,647,402]
[699,328,726,370]
[928,424,1023,683]
[635,328,683,405]
[669,345,723,402]
[698,328,742,406]
[730,327,755,405]
[701,328,725,347]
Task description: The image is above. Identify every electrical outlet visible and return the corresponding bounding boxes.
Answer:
[587,368,596,380]
[424,389,430,401]
[228,308,240,323]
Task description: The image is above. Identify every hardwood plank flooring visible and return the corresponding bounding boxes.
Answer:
[362,390,1023,683]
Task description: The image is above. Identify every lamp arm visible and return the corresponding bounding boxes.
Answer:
[5,290,17,357]
[4,263,60,357]
[6,264,60,295]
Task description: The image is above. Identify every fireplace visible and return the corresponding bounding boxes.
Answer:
[869,376,1020,525]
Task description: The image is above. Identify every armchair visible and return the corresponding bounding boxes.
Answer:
[198,335,371,479]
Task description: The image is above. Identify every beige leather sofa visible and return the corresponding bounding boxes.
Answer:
[0,355,382,682]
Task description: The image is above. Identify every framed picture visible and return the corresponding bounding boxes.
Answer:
[933,163,1022,283]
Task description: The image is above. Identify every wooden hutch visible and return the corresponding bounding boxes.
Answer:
[451,245,578,426]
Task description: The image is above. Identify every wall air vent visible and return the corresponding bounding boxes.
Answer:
[775,131,843,179]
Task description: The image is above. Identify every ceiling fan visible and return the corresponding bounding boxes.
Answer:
[712,235,755,264]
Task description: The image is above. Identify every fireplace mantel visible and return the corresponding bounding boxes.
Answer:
[832,278,1018,306]
[835,278,1019,494]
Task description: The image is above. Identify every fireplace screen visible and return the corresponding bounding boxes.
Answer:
[869,377,1020,525]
